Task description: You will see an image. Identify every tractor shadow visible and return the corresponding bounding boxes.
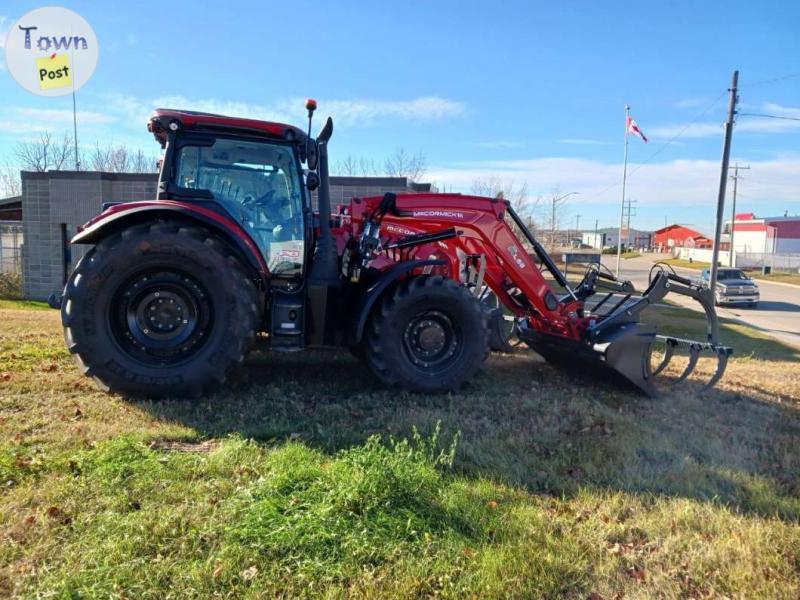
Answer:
[134,344,800,523]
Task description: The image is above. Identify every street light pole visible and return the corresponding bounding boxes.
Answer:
[549,191,579,249]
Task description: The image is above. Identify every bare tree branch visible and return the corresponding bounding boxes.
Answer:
[383,147,427,181]
[470,177,540,229]
[0,159,22,197]
[13,132,75,172]
[90,143,158,173]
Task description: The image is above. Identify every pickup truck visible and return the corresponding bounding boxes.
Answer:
[698,268,760,307]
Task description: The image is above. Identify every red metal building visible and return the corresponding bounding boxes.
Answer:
[653,224,711,250]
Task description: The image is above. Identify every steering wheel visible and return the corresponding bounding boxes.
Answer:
[243,189,276,208]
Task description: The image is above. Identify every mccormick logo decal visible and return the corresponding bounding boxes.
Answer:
[5,7,99,97]
[384,223,418,236]
[412,210,464,219]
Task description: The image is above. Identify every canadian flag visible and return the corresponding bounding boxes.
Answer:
[627,115,648,143]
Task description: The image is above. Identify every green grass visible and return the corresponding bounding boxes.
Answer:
[0,299,50,311]
[1,305,799,597]
[621,251,641,259]
[661,258,710,270]
[751,271,800,286]
[659,260,800,286]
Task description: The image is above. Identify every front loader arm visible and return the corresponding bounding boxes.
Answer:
[351,193,732,394]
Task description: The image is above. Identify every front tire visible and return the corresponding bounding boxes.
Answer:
[61,222,260,397]
[364,275,488,392]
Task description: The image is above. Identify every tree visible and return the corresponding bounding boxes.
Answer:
[470,177,540,229]
[0,159,22,198]
[383,147,427,181]
[333,154,377,177]
[89,143,158,173]
[14,132,75,172]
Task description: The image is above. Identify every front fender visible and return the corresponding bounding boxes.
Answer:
[71,201,269,279]
[349,259,446,345]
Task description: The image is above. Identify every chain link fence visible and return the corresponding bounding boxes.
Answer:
[0,221,24,298]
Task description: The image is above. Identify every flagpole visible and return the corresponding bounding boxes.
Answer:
[616,105,630,277]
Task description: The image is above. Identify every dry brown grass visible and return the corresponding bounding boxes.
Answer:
[1,303,799,598]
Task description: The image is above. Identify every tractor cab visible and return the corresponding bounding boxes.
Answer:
[148,109,311,278]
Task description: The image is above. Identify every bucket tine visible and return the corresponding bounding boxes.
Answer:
[674,343,701,384]
[651,337,677,376]
[703,347,731,390]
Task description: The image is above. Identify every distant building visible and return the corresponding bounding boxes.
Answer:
[724,212,800,254]
[0,195,22,221]
[582,231,606,248]
[653,224,712,251]
[598,226,652,249]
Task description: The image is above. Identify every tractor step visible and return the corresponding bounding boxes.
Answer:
[269,289,305,350]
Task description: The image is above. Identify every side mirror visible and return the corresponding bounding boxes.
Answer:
[305,171,320,191]
[305,139,318,171]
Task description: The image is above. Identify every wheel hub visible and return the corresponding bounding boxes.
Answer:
[111,270,212,365]
[403,310,461,369]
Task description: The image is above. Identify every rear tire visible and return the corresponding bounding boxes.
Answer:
[364,275,488,392]
[61,222,260,397]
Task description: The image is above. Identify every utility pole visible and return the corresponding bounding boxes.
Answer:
[594,219,599,249]
[710,70,739,295]
[727,163,750,266]
[549,191,579,249]
[621,198,637,251]
[574,214,581,246]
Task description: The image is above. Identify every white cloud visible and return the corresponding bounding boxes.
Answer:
[0,107,116,134]
[427,156,800,210]
[477,140,522,149]
[0,92,467,144]
[0,15,10,70]
[0,16,9,48]
[146,95,466,128]
[558,138,611,146]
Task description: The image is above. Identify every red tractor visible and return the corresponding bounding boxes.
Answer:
[60,101,731,397]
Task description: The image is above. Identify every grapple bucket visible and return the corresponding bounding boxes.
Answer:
[518,263,733,395]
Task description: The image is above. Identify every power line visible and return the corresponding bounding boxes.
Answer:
[738,72,800,89]
[738,112,800,122]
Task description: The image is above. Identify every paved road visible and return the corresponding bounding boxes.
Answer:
[600,254,800,351]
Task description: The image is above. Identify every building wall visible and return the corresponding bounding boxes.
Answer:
[653,225,704,248]
[21,171,158,300]
[21,171,428,300]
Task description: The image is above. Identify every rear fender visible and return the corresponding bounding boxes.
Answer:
[349,259,446,345]
[71,201,269,280]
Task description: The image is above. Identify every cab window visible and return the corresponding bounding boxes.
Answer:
[174,137,305,278]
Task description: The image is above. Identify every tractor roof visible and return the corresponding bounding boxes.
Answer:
[147,108,307,148]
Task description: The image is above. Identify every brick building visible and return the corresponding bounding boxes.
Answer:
[20,171,431,300]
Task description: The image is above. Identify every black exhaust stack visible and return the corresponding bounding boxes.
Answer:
[308,116,338,286]
[307,113,340,344]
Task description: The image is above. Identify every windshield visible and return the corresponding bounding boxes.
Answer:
[174,137,305,277]
[717,269,748,280]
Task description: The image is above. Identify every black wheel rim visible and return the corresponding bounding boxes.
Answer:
[110,270,213,365]
[402,309,462,372]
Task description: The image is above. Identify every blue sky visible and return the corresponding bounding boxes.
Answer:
[1,0,798,233]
